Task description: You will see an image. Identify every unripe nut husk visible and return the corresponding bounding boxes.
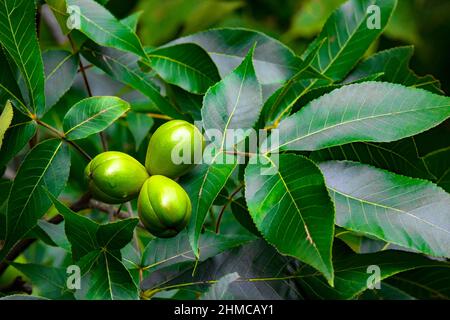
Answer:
[145,120,205,179]
[85,151,149,204]
[138,175,192,238]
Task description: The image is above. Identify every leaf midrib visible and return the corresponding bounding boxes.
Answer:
[65,102,126,136]
[3,0,36,112]
[79,10,143,57]
[329,186,450,236]
[45,53,74,81]
[262,155,328,271]
[148,54,216,83]
[271,104,450,152]
[6,141,63,241]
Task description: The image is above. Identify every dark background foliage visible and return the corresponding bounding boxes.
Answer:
[92,0,450,94]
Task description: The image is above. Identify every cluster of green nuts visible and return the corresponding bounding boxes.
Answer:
[85,120,205,238]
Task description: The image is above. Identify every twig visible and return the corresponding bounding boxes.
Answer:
[77,64,93,72]
[89,199,130,219]
[215,185,244,233]
[68,35,108,152]
[35,119,92,161]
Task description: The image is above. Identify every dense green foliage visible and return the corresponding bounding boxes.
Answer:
[0,0,449,300]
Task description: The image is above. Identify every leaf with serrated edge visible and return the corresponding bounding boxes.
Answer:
[0,0,46,115]
[43,50,79,111]
[310,137,433,180]
[142,239,301,300]
[346,46,442,94]
[63,96,130,141]
[202,46,262,151]
[302,0,397,81]
[81,43,186,120]
[180,158,237,257]
[296,241,447,299]
[264,82,450,153]
[245,154,335,284]
[66,0,146,59]
[1,139,70,260]
[319,161,450,258]
[145,43,220,94]
[267,0,397,127]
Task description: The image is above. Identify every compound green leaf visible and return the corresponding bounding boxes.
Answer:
[49,193,138,260]
[75,250,138,300]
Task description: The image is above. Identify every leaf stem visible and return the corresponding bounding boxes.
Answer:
[147,113,173,120]
[35,119,92,161]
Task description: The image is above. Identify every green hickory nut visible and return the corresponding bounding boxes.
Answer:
[145,120,205,179]
[85,151,149,204]
[138,175,192,238]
